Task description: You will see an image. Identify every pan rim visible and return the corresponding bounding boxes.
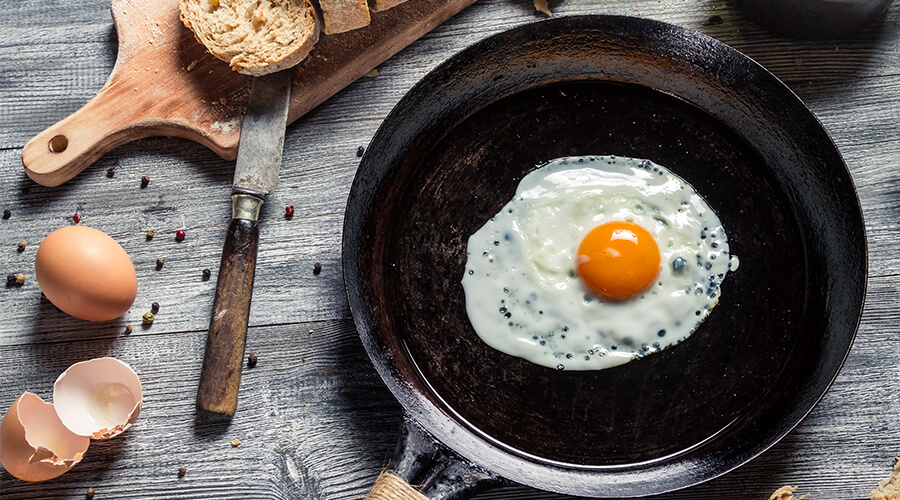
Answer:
[343,14,867,497]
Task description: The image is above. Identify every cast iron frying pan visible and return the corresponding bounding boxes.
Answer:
[343,15,867,498]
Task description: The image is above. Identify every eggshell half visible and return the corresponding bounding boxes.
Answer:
[35,225,137,322]
[53,357,143,439]
[0,393,90,482]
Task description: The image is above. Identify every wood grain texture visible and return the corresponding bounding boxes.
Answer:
[20,0,477,187]
[1,0,899,498]
[198,216,260,418]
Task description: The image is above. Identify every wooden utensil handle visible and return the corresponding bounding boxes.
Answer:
[196,194,263,418]
[366,419,503,499]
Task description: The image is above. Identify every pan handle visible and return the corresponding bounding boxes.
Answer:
[366,417,506,500]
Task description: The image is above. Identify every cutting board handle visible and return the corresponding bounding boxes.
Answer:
[21,0,246,187]
[23,90,174,187]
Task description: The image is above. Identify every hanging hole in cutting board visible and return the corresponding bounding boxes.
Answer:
[48,135,68,153]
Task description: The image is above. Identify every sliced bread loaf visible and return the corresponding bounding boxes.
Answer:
[180,0,320,76]
[319,0,371,34]
[369,0,407,12]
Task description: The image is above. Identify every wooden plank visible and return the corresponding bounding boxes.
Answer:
[2,0,900,498]
[0,320,404,500]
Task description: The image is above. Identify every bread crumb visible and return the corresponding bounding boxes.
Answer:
[871,457,900,500]
[219,96,228,105]
[231,439,240,447]
[364,68,379,77]
[769,486,806,500]
[186,59,198,72]
[533,0,551,16]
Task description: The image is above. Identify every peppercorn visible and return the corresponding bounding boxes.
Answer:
[356,146,365,157]
[247,353,258,368]
[142,312,155,325]
[151,302,160,314]
[178,466,187,477]
[2,209,9,219]
[106,166,116,178]
[86,487,95,499]
[17,241,26,252]
[16,274,25,285]
[141,175,150,188]
[124,325,133,335]
[231,439,240,447]
[202,269,211,280]
[704,14,724,26]
[6,274,16,284]
[73,213,81,223]
[313,262,322,275]
[146,229,155,240]
[285,205,294,217]
[175,229,186,241]
[156,258,164,270]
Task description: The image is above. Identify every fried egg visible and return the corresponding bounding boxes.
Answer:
[461,156,738,371]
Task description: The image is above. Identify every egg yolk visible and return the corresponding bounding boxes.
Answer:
[576,221,661,301]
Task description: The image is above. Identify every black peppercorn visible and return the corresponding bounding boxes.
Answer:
[156,258,164,270]
[704,14,723,26]
[151,302,160,314]
[313,262,322,275]
[247,353,258,368]
[6,274,16,284]
[356,146,365,157]
[2,209,10,219]
[202,269,211,280]
[107,166,116,178]
[141,175,150,188]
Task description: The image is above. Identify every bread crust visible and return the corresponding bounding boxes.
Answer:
[319,0,371,34]
[369,0,406,11]
[871,457,900,500]
[180,0,320,76]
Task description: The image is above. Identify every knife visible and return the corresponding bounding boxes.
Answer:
[196,69,293,419]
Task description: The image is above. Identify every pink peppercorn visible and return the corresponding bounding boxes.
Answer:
[175,230,186,241]
[285,205,294,217]
[73,213,81,223]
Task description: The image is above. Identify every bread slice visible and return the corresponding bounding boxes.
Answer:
[871,457,900,500]
[768,486,805,500]
[180,0,320,76]
[369,0,406,12]
[319,0,371,34]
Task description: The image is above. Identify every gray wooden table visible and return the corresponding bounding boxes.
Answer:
[1,0,898,498]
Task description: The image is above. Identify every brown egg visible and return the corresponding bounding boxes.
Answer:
[35,226,137,322]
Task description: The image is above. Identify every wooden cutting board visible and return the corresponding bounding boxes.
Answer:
[21,0,476,187]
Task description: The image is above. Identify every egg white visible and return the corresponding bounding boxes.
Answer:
[461,156,738,371]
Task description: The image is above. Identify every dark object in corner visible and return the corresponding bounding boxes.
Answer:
[736,0,891,39]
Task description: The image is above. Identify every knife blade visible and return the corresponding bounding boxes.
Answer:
[196,69,293,418]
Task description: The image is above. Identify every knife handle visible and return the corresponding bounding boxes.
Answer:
[197,194,263,418]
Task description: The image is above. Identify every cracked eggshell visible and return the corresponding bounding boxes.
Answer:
[53,357,143,440]
[0,392,91,482]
